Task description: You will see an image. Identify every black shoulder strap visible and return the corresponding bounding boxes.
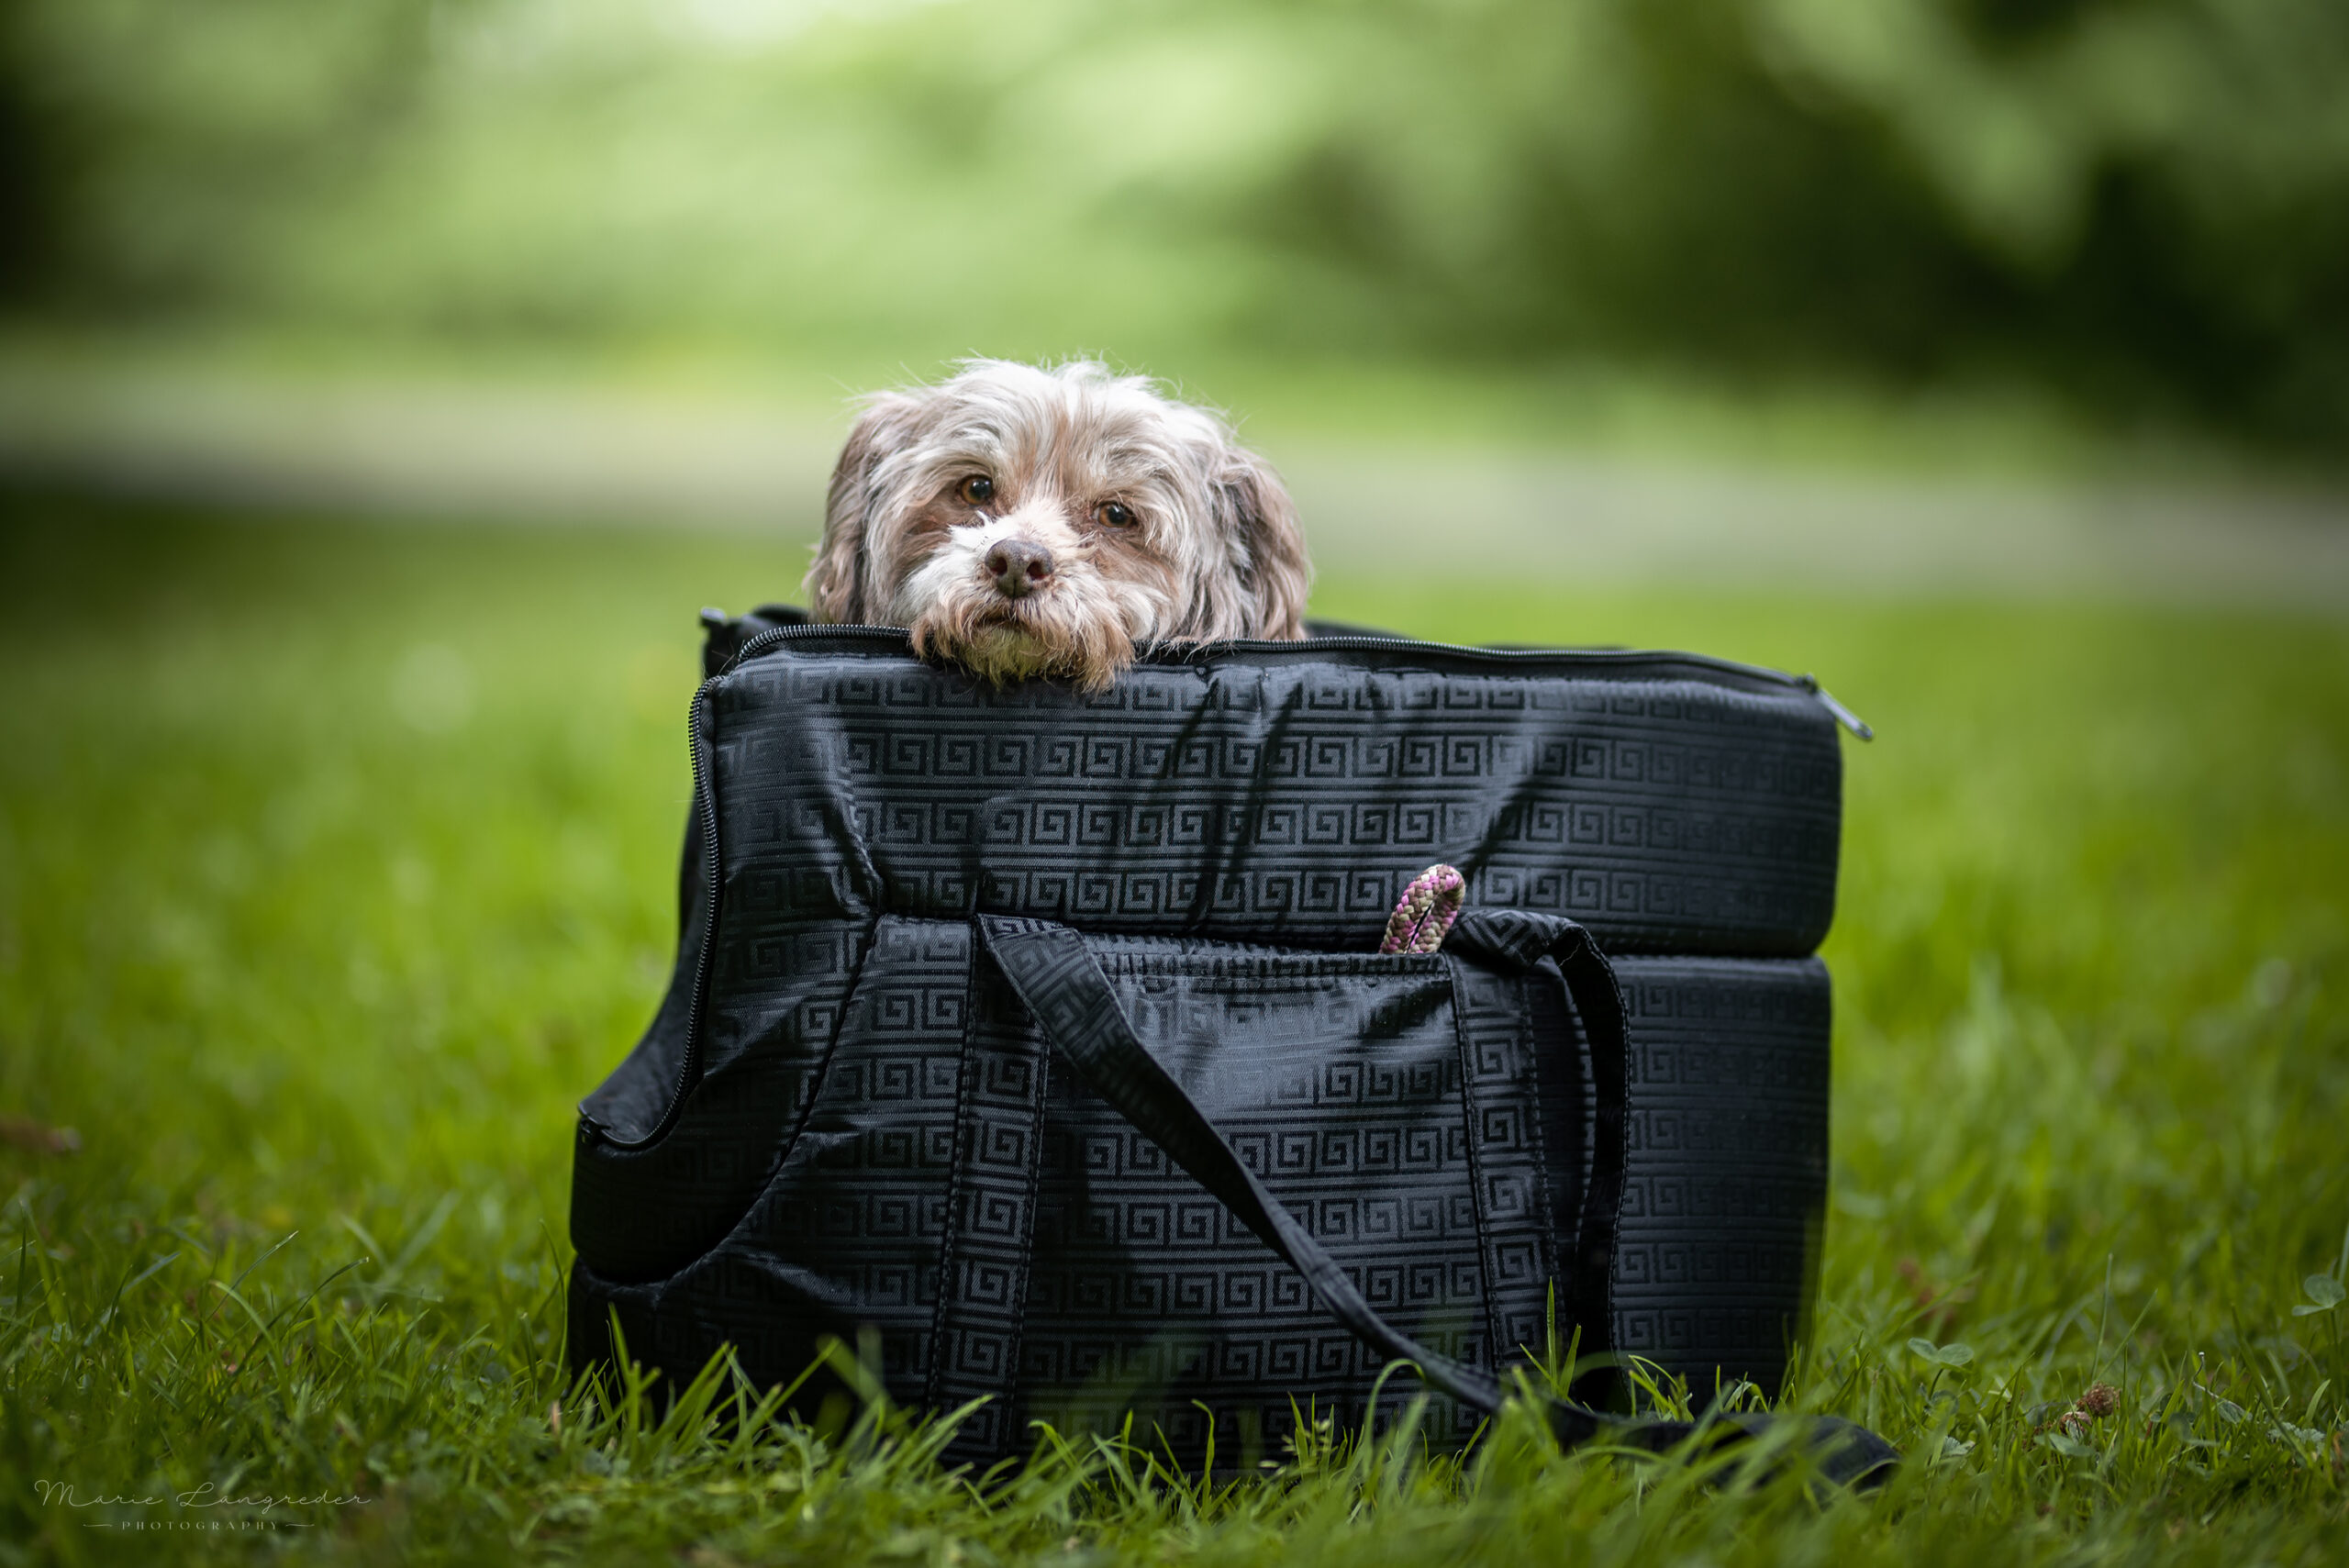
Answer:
[975,914,1897,1489]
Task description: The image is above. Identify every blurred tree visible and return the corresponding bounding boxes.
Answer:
[2,0,2343,442]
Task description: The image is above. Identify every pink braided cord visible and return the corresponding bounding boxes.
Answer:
[1379,863,1465,955]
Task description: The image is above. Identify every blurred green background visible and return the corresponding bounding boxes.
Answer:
[5,0,2349,450]
[4,8,2349,1557]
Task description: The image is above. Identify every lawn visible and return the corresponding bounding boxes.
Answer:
[1,494,2343,1564]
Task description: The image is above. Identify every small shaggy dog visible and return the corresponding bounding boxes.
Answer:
[804,360,1311,690]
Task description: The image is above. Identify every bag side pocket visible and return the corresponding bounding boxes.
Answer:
[570,915,971,1405]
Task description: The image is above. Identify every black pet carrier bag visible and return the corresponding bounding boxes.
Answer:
[567,609,1893,1484]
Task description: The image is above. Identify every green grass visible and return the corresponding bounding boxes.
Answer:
[1,495,2344,1564]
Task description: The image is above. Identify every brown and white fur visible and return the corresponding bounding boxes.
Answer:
[804,360,1311,690]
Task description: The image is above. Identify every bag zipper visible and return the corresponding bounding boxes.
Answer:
[716,619,1875,737]
[1794,675,1875,740]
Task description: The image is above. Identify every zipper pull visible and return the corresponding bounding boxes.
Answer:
[1798,675,1874,741]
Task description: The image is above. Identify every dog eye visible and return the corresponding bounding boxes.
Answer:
[1096,500,1136,528]
[958,475,995,505]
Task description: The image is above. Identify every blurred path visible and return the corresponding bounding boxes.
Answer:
[6,357,2344,607]
[1281,450,2349,606]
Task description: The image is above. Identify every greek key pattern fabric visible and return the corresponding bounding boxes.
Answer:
[1599,954,1831,1395]
[574,916,968,1392]
[569,629,1844,1465]
[1446,957,1562,1368]
[1020,942,1495,1454]
[572,908,873,1280]
[704,645,1840,958]
[928,950,1052,1462]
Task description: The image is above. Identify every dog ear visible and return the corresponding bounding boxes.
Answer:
[1213,448,1311,640]
[805,392,924,625]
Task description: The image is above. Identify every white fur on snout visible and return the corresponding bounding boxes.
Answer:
[892,518,1008,625]
[893,506,1175,689]
[890,511,1077,621]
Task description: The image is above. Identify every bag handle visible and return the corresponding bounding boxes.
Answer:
[974,914,1897,1488]
[1442,907,1633,1397]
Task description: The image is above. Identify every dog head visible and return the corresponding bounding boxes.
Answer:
[803,360,1310,689]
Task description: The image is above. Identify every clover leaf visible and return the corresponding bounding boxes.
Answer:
[2290,1273,2345,1317]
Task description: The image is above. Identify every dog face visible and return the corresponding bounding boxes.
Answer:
[804,360,1310,689]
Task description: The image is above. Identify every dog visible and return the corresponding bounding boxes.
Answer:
[803,360,1311,690]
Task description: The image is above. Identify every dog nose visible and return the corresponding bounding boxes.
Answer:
[985,538,1055,599]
